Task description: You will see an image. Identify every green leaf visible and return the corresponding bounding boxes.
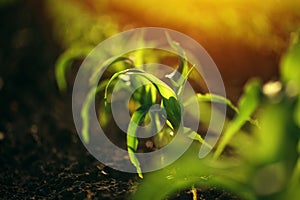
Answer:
[90,56,133,84]
[165,32,192,98]
[184,127,212,149]
[81,86,99,143]
[105,69,177,104]
[55,46,93,91]
[130,151,254,200]
[213,79,262,159]
[163,96,182,131]
[134,31,145,68]
[129,71,177,100]
[127,104,153,178]
[236,79,261,121]
[104,69,130,105]
[280,31,300,85]
[105,68,181,130]
[131,81,156,106]
[128,148,143,179]
[280,31,300,127]
[76,57,134,144]
[105,68,183,177]
[165,32,188,78]
[81,80,110,143]
[175,66,195,98]
[196,93,259,125]
[197,93,239,113]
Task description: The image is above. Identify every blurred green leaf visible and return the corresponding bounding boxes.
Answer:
[280,31,300,127]
[197,93,238,113]
[81,79,110,143]
[249,99,300,198]
[280,31,300,85]
[55,46,93,91]
[214,79,261,159]
[131,148,254,200]
[81,86,99,143]
[90,56,133,84]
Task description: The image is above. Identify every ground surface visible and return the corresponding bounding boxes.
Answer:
[0,2,240,199]
[0,2,136,199]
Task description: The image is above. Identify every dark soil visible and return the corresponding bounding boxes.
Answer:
[0,2,135,199]
[0,1,240,199]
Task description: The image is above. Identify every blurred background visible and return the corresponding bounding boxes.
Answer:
[46,0,300,100]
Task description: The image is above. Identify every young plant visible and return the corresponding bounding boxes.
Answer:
[56,32,238,178]
[101,33,244,178]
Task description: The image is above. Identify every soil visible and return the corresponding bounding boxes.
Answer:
[0,1,240,199]
[0,2,137,199]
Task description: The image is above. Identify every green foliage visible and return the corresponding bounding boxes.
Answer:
[57,33,232,179]
[213,79,262,159]
[280,30,300,127]
[127,104,151,179]
[56,46,93,91]
[196,93,238,113]
[131,31,300,200]
[55,21,300,198]
[130,145,255,200]
[104,67,182,178]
